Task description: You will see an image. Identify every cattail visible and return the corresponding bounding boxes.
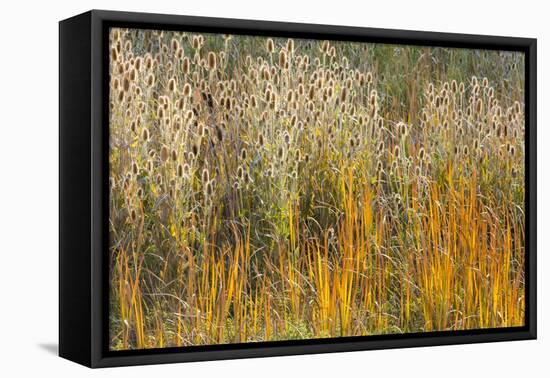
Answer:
[240,148,247,160]
[463,145,470,156]
[171,149,178,162]
[177,163,184,177]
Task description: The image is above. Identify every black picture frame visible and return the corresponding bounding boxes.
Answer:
[59,9,537,368]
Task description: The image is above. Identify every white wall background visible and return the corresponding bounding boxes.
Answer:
[0,0,546,376]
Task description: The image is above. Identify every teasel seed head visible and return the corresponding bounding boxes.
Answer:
[377,141,385,154]
[340,86,348,103]
[207,51,217,70]
[279,49,287,68]
[514,101,521,115]
[475,98,483,114]
[398,122,408,137]
[376,160,383,174]
[451,80,458,93]
[168,77,177,93]
[286,39,295,53]
[160,145,169,163]
[122,76,131,93]
[192,36,200,50]
[132,161,139,175]
[146,73,155,88]
[266,38,275,53]
[201,168,209,184]
[205,180,214,197]
[366,71,373,84]
[237,165,244,181]
[284,131,291,145]
[419,147,425,160]
[277,145,285,160]
[182,57,190,75]
[141,127,150,142]
[290,114,297,128]
[394,145,401,158]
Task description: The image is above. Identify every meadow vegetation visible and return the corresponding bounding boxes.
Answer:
[108,28,525,350]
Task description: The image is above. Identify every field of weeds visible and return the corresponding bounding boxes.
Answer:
[108,28,525,350]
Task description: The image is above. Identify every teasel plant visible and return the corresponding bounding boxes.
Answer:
[108,28,526,350]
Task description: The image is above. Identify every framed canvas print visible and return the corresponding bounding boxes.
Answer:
[59,10,537,368]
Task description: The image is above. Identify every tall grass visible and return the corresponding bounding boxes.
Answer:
[108,28,525,350]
